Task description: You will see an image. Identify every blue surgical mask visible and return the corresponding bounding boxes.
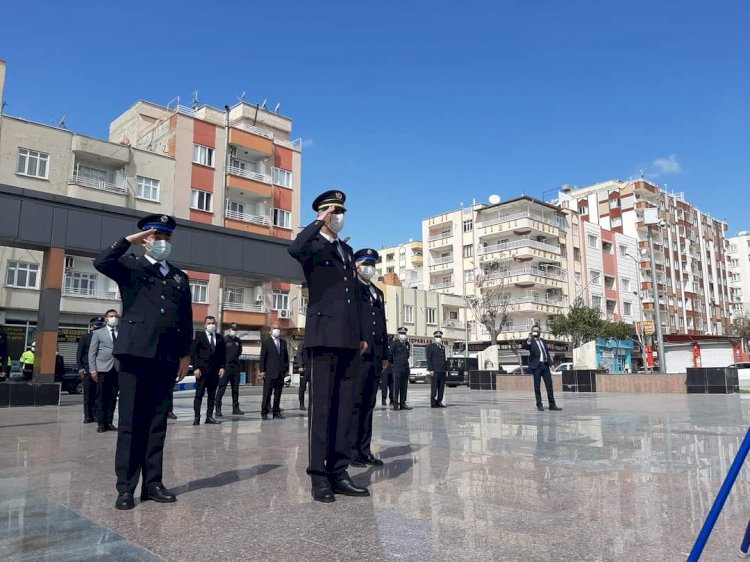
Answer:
[148,240,172,261]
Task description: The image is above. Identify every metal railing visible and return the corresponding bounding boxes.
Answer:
[62,286,120,300]
[429,255,454,266]
[485,266,567,281]
[226,165,272,184]
[476,211,566,230]
[504,293,567,307]
[230,120,274,139]
[442,319,465,330]
[274,137,303,151]
[428,231,453,242]
[222,301,266,312]
[69,174,127,194]
[429,280,454,290]
[224,209,271,226]
[478,237,560,256]
[501,320,537,333]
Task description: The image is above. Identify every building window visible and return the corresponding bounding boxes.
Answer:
[6,260,40,289]
[623,302,633,316]
[192,144,215,167]
[273,209,292,229]
[619,244,628,257]
[463,220,473,233]
[621,278,631,292]
[465,269,475,283]
[575,272,582,284]
[591,296,602,310]
[136,176,160,201]
[426,307,436,325]
[574,247,581,262]
[272,290,289,311]
[463,244,473,258]
[225,286,244,305]
[588,234,599,249]
[386,267,395,274]
[191,189,213,212]
[589,270,601,285]
[78,165,111,184]
[63,271,97,297]
[16,148,50,179]
[404,305,414,323]
[610,198,620,208]
[449,310,459,320]
[272,167,292,188]
[190,280,209,304]
[611,216,623,228]
[386,253,395,261]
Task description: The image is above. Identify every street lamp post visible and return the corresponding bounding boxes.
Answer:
[646,225,667,372]
[625,251,649,372]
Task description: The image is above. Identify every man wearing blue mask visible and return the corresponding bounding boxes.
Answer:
[94,213,192,511]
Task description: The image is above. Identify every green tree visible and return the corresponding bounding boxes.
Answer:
[546,305,605,348]
[601,322,638,340]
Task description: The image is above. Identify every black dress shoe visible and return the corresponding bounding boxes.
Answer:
[193,418,200,426]
[215,410,223,417]
[381,401,386,406]
[232,408,245,415]
[97,426,107,433]
[549,405,562,411]
[141,484,177,503]
[107,424,118,431]
[311,483,335,503]
[205,417,222,424]
[83,417,94,424]
[438,404,447,408]
[331,477,370,497]
[299,403,306,411]
[350,458,367,468]
[273,412,285,419]
[400,404,413,411]
[115,492,135,510]
[537,405,545,411]
[431,404,438,408]
[392,405,400,411]
[261,414,270,420]
[365,455,384,466]
[167,412,177,420]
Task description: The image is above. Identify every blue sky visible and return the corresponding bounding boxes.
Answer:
[1,1,748,248]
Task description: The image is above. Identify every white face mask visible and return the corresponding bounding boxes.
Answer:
[206,324,217,334]
[328,213,345,233]
[227,330,236,337]
[398,334,407,342]
[106,317,119,327]
[358,265,376,281]
[272,328,280,338]
[434,337,442,344]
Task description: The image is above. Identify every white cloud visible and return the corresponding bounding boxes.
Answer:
[652,154,681,175]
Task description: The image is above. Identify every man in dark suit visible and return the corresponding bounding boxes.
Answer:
[389,327,412,411]
[296,341,308,411]
[94,213,192,510]
[288,190,369,503]
[77,316,104,424]
[216,323,244,417]
[192,316,226,425]
[426,329,448,408]
[259,322,289,420]
[90,309,121,433]
[350,248,388,467]
[521,324,562,412]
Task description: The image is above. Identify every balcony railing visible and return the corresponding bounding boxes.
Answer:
[476,211,566,230]
[485,267,567,281]
[478,237,560,256]
[222,301,266,313]
[69,174,127,194]
[429,280,454,290]
[502,320,537,333]
[428,231,453,242]
[274,137,303,151]
[225,209,271,226]
[62,286,120,300]
[226,165,272,184]
[442,319,465,330]
[230,120,274,139]
[504,293,567,307]
[429,255,454,266]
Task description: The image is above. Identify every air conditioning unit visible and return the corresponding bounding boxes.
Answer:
[278,309,291,319]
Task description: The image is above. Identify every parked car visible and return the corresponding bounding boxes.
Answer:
[552,362,573,375]
[445,356,478,387]
[56,365,83,394]
[409,360,431,384]
[508,366,533,375]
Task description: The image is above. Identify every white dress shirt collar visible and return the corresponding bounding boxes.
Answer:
[319,230,336,243]
[144,254,170,276]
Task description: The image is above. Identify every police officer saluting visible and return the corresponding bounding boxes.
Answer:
[288,190,369,503]
[94,214,192,510]
[426,330,448,408]
[350,248,388,467]
[389,327,412,411]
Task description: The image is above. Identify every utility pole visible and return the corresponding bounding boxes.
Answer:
[644,209,668,373]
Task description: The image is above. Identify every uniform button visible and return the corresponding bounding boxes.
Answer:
[373,321,376,325]
[163,280,167,285]
[160,309,165,314]
[347,299,351,304]
[345,288,349,293]
[161,295,165,300]
[344,277,348,281]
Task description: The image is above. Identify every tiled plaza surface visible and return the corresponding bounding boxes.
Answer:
[1,386,750,561]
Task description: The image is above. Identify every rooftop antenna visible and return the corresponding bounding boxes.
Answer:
[238,91,246,102]
[260,99,267,110]
[273,102,281,113]
[192,90,199,110]
[57,115,66,128]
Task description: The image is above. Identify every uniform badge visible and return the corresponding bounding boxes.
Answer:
[174,275,182,284]
[160,215,169,223]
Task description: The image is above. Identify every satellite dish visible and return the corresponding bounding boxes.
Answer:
[488,194,501,204]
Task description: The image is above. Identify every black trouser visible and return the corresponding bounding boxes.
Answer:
[216,364,241,411]
[115,358,175,494]
[167,384,175,414]
[307,347,357,483]
[22,365,33,381]
[194,370,220,419]
[532,364,557,407]
[393,365,409,406]
[353,356,381,459]
[431,371,446,406]
[83,372,98,420]
[379,370,393,404]
[299,372,308,405]
[97,369,119,426]
[261,373,285,415]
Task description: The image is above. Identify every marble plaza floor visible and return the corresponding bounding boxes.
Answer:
[1,387,750,561]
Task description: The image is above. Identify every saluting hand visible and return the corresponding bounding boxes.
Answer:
[126,228,157,247]
[177,356,190,382]
[316,206,335,224]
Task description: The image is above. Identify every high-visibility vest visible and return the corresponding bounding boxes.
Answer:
[20,351,35,366]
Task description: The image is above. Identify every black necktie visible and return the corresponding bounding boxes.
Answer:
[210,333,215,350]
[111,328,117,342]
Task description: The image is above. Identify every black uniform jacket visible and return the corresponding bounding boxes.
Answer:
[288,220,363,350]
[94,238,193,363]
[426,343,447,372]
[357,280,389,363]
[389,339,411,370]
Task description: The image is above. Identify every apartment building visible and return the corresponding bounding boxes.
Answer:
[375,240,423,288]
[0,64,304,375]
[557,179,731,335]
[728,231,750,319]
